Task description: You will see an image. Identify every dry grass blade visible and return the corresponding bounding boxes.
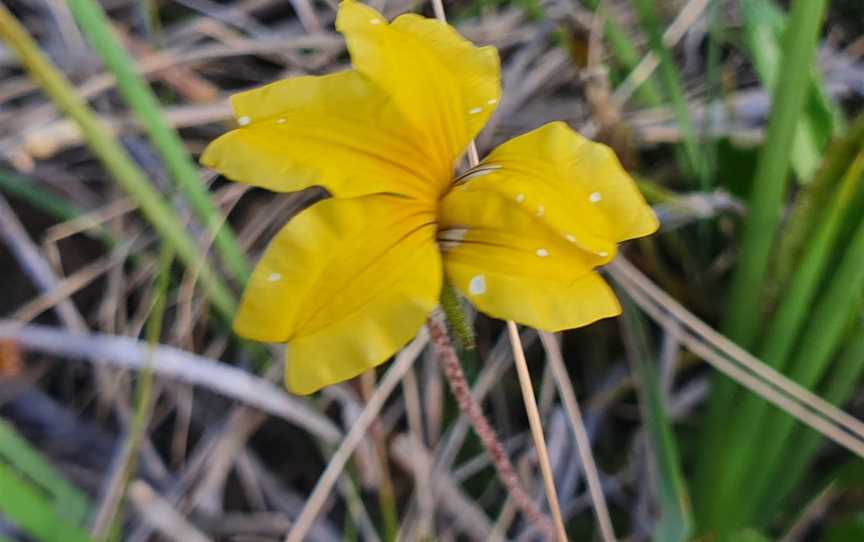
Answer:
[0,194,86,330]
[13,254,124,323]
[391,435,499,542]
[613,0,712,107]
[608,257,864,457]
[284,331,428,542]
[0,322,341,443]
[539,330,617,542]
[507,321,569,542]
[129,480,213,542]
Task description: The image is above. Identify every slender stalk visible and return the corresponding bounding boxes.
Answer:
[428,314,556,539]
[539,331,617,542]
[429,1,569,536]
[0,4,236,320]
[506,322,568,541]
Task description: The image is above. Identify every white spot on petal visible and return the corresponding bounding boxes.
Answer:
[516,193,526,203]
[598,251,609,257]
[465,169,492,179]
[469,274,486,295]
[276,118,286,124]
[536,205,545,217]
[589,192,602,203]
[267,273,281,282]
[370,18,382,24]
[468,107,483,114]
[439,228,468,251]
[442,228,468,241]
[487,98,498,105]
[237,115,251,126]
[536,248,549,257]
[565,234,577,243]
[459,166,500,181]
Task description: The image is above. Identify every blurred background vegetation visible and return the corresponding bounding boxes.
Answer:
[1,0,864,540]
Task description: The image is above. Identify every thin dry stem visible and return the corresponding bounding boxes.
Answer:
[430,0,570,535]
[612,0,712,107]
[129,481,213,542]
[284,332,428,542]
[401,366,435,540]
[506,321,569,542]
[427,313,557,539]
[539,330,617,542]
[0,321,341,442]
[609,257,864,457]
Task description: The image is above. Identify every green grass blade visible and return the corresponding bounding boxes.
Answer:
[736,177,864,525]
[721,0,829,347]
[701,0,724,180]
[0,4,236,320]
[695,152,864,530]
[771,115,864,305]
[696,0,829,519]
[0,461,95,542]
[66,0,249,285]
[632,0,708,187]
[0,168,85,223]
[0,167,129,256]
[620,298,693,542]
[0,419,91,526]
[741,0,838,183]
[758,317,864,519]
[579,0,664,106]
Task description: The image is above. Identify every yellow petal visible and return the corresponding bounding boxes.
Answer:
[438,183,618,331]
[201,70,442,199]
[446,261,621,332]
[336,0,500,174]
[438,122,656,331]
[476,121,659,242]
[234,194,441,394]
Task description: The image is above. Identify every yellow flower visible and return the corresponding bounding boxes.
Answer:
[201,0,658,394]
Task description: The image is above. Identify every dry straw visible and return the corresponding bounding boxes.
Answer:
[608,256,864,457]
